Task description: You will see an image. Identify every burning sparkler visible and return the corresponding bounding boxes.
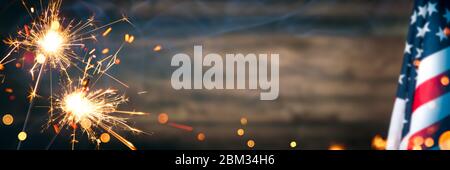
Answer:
[0,0,143,150]
[52,78,145,150]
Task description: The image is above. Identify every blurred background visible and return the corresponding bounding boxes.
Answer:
[0,0,413,150]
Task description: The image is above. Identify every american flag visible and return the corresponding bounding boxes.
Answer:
[387,0,450,150]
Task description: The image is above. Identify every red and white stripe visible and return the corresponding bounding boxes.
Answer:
[399,47,450,150]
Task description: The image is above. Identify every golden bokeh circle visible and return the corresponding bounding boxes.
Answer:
[414,59,421,68]
[158,113,169,124]
[80,118,92,130]
[18,132,27,141]
[197,133,205,141]
[153,45,162,52]
[237,129,245,136]
[424,137,434,148]
[439,131,450,150]
[413,136,424,146]
[247,140,255,148]
[2,114,14,126]
[240,117,248,125]
[100,133,110,143]
[290,141,297,148]
[441,76,450,86]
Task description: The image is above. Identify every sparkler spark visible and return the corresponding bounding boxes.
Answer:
[3,0,84,76]
[38,24,64,54]
[52,80,145,150]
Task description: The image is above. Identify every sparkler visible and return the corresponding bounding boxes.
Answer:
[44,53,146,150]
[52,78,145,150]
[0,0,145,150]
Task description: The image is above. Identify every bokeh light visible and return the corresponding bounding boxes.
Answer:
[237,129,245,136]
[18,132,27,141]
[441,76,450,86]
[439,131,450,150]
[158,113,169,124]
[247,140,255,148]
[100,133,111,143]
[424,137,434,148]
[2,114,14,125]
[329,144,345,150]
[290,141,297,148]
[197,133,205,141]
[240,117,248,126]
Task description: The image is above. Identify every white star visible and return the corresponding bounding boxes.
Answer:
[436,27,448,41]
[427,2,438,16]
[399,74,405,85]
[404,42,413,54]
[411,11,418,25]
[418,5,428,18]
[444,9,450,23]
[403,119,408,124]
[416,22,430,38]
[415,48,423,58]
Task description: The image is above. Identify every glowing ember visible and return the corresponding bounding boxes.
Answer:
[102,48,110,54]
[102,27,112,37]
[124,34,135,43]
[5,88,13,93]
[153,45,162,52]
